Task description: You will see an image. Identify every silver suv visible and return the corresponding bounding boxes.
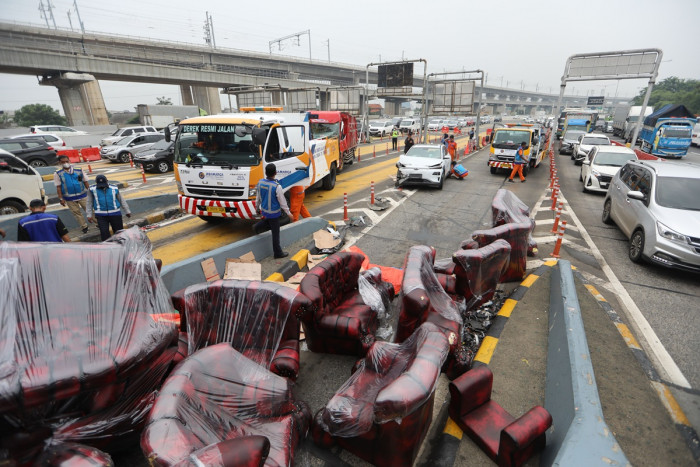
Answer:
[100,126,157,146]
[602,159,700,272]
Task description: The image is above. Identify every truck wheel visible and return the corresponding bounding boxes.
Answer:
[523,165,530,177]
[322,163,336,190]
[490,166,497,175]
[343,149,355,166]
[0,200,25,215]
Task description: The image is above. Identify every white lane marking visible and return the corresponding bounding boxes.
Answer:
[555,191,691,388]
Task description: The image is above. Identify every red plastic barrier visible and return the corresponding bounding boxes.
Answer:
[57,149,81,163]
[634,149,659,161]
[80,147,102,161]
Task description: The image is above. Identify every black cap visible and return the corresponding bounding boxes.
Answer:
[29,199,45,208]
[95,174,109,187]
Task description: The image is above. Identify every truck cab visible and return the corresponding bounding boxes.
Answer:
[488,124,544,175]
[308,111,358,168]
[638,104,696,158]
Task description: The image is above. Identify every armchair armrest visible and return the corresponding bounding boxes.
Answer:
[448,365,493,417]
[499,406,552,465]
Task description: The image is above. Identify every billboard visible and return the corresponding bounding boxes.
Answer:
[378,63,414,88]
[286,90,318,112]
[431,80,476,114]
[587,96,605,106]
[566,50,660,81]
[329,88,362,113]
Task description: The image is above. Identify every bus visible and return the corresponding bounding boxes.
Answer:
[167,109,340,221]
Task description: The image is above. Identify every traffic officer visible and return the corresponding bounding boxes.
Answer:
[17,199,71,242]
[255,163,292,259]
[391,126,400,150]
[86,174,131,241]
[508,142,527,183]
[54,154,90,233]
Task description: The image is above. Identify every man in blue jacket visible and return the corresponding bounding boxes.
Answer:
[255,163,292,259]
[86,174,131,241]
[54,154,90,233]
[17,199,71,242]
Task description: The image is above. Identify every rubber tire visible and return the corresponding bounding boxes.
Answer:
[119,152,132,163]
[523,165,530,177]
[28,159,48,167]
[582,177,589,193]
[490,166,497,175]
[602,199,614,225]
[629,229,645,263]
[322,163,336,190]
[156,161,171,173]
[437,173,444,190]
[0,200,25,216]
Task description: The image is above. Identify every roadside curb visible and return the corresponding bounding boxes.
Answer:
[426,261,555,466]
[573,269,700,464]
[265,241,314,282]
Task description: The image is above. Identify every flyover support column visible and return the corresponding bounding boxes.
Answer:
[191,86,221,115]
[41,73,109,126]
[180,85,195,106]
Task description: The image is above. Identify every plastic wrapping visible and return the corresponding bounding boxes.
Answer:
[491,188,537,256]
[315,322,449,438]
[452,239,512,310]
[357,267,394,318]
[173,279,312,379]
[142,343,311,467]
[0,227,178,462]
[396,246,463,345]
[471,222,532,282]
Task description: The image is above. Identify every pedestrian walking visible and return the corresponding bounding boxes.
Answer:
[403,131,415,154]
[447,135,458,162]
[86,174,131,241]
[469,127,475,141]
[255,163,292,258]
[508,142,527,183]
[54,154,90,233]
[289,185,311,222]
[17,199,70,242]
[391,127,400,151]
[440,133,449,148]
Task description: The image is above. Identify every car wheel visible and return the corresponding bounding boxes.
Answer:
[0,200,25,215]
[28,159,48,167]
[322,163,336,190]
[437,173,444,190]
[119,152,132,163]
[629,229,645,263]
[582,177,589,193]
[490,166,497,175]
[602,199,614,225]
[156,160,170,173]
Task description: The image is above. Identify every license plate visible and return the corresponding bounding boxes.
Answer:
[408,174,421,179]
[206,206,226,213]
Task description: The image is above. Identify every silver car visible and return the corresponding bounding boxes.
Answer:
[559,129,585,155]
[602,159,700,272]
[100,133,164,163]
[396,144,451,189]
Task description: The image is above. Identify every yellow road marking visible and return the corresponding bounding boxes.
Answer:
[544,259,558,266]
[651,381,691,426]
[585,284,607,302]
[614,323,641,350]
[521,274,539,288]
[443,417,463,439]
[474,336,499,364]
[266,272,285,282]
[497,299,517,318]
[151,222,250,266]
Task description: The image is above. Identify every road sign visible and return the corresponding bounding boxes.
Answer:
[587,96,605,106]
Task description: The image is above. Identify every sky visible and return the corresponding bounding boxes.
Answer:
[0,0,698,115]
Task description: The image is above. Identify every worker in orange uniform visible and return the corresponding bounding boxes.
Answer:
[289,185,311,222]
[447,135,458,162]
[508,142,527,183]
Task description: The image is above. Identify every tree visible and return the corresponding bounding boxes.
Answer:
[156,96,173,105]
[632,77,700,115]
[14,104,66,127]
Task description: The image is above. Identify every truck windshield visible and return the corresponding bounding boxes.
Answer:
[656,177,700,211]
[174,124,259,166]
[493,130,530,149]
[582,137,610,145]
[661,126,692,138]
[310,122,339,139]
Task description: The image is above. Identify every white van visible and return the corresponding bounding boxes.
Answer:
[399,118,420,134]
[0,149,46,215]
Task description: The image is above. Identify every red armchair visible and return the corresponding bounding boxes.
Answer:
[142,343,311,467]
[469,222,533,282]
[452,239,512,309]
[298,252,394,356]
[448,365,552,467]
[171,279,312,380]
[491,188,537,256]
[312,322,450,467]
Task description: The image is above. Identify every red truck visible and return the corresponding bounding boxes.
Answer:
[309,111,358,170]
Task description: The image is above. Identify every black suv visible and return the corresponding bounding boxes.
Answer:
[133,140,174,173]
[0,138,58,167]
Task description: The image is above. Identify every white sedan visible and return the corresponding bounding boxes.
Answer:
[396,144,451,189]
[580,145,638,193]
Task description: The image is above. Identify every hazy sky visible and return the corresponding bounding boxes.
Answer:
[1,0,698,114]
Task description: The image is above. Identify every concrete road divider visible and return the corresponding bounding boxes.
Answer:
[543,260,629,466]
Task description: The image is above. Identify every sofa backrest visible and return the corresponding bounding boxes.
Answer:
[299,252,364,316]
[452,239,511,309]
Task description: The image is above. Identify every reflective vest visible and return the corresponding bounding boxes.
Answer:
[257,178,282,218]
[392,129,400,138]
[18,212,63,242]
[89,185,122,215]
[56,168,87,201]
[515,147,526,164]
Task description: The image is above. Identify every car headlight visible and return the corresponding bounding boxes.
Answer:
[396,162,405,168]
[138,154,156,160]
[248,187,257,198]
[428,163,442,169]
[657,221,689,244]
[591,170,601,177]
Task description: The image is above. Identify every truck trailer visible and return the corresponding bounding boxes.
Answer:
[611,105,653,142]
[638,104,696,158]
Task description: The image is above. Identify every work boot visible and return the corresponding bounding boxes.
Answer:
[274,251,289,259]
[521,179,526,183]
[507,179,515,183]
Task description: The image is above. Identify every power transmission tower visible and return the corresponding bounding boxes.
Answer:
[203,12,216,49]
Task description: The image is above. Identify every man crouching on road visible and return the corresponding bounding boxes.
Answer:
[255,163,292,259]
[17,199,70,242]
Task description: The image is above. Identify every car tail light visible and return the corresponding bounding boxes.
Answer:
[47,146,54,151]
[62,141,66,146]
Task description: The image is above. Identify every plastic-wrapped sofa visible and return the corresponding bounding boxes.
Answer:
[170,279,312,380]
[467,221,532,283]
[142,343,311,467]
[452,239,512,309]
[298,251,394,356]
[0,228,178,465]
[491,188,537,256]
[312,322,449,467]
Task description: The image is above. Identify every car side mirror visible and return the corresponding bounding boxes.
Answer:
[252,128,267,146]
[627,190,645,201]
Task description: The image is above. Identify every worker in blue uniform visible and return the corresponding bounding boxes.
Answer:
[255,163,292,259]
[17,199,71,242]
